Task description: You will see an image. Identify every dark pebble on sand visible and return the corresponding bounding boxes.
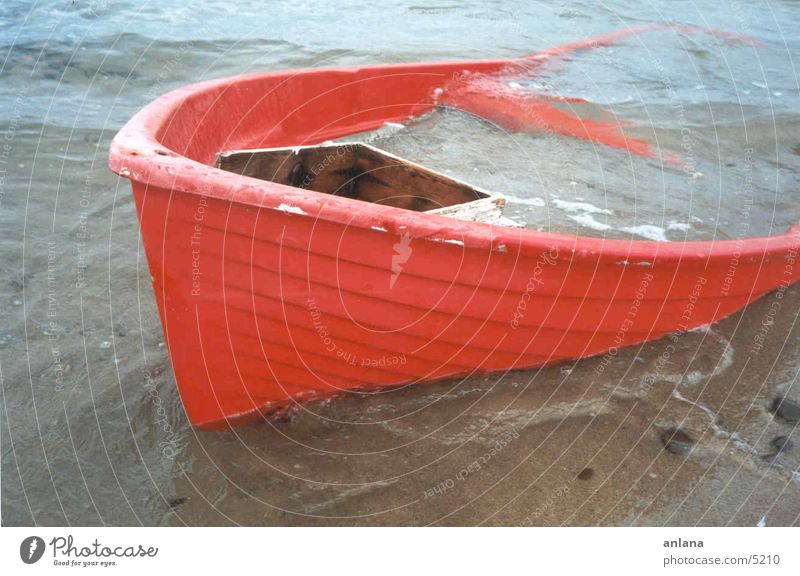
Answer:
[167,497,187,509]
[772,436,793,453]
[577,467,594,480]
[661,428,695,456]
[770,397,800,422]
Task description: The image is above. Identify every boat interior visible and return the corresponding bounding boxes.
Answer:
[216,142,516,224]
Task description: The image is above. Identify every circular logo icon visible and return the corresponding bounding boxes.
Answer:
[20,536,45,564]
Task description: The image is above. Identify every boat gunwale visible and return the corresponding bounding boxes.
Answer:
[108,58,800,264]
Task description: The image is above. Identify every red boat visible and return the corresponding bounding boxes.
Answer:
[110,26,800,428]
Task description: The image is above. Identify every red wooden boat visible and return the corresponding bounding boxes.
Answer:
[110,26,800,428]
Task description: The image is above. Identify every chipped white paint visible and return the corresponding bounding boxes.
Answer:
[277,203,306,215]
[570,213,612,232]
[667,221,691,232]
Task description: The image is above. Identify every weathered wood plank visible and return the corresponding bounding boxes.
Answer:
[216,143,522,227]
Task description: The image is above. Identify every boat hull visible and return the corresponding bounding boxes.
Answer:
[111,58,800,428]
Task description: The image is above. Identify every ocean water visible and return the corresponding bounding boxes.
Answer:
[2,0,800,526]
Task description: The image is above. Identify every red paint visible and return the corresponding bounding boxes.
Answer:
[435,22,761,162]
[109,28,796,428]
[439,76,659,159]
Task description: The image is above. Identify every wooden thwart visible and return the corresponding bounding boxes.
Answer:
[216,142,522,226]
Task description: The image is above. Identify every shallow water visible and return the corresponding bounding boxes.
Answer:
[2,0,800,525]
